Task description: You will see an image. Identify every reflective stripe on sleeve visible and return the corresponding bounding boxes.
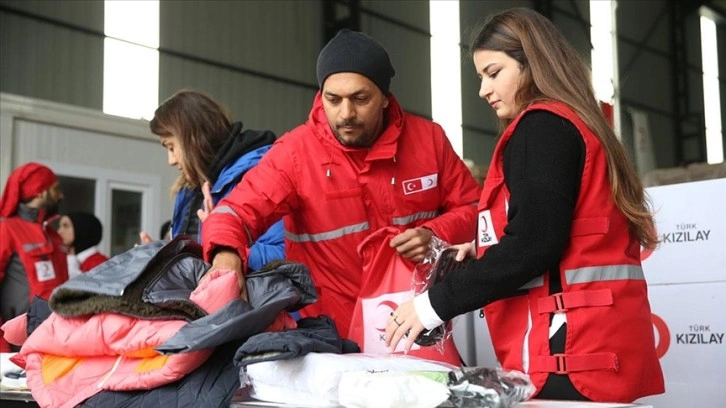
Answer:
[211,205,240,217]
[285,221,369,243]
[392,210,438,226]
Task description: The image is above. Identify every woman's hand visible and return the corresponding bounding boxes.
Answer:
[452,241,476,261]
[384,299,425,354]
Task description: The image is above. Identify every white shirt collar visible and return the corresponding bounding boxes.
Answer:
[76,246,99,263]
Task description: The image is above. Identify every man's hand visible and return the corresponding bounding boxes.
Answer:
[206,248,247,301]
[196,181,214,223]
[390,227,434,262]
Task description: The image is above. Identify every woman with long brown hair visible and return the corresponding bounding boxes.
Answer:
[141,89,284,272]
[386,8,664,402]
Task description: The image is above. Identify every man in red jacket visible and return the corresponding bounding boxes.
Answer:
[0,162,68,350]
[201,30,480,340]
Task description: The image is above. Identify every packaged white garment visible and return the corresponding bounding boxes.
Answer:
[0,352,23,377]
[338,371,450,408]
[0,352,27,390]
[244,352,455,407]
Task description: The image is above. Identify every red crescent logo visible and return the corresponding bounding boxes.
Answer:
[652,313,670,359]
[480,215,489,233]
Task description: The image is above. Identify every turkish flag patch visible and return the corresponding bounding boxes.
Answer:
[402,174,438,195]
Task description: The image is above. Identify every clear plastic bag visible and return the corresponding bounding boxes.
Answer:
[411,237,470,352]
[445,366,536,408]
[411,241,535,408]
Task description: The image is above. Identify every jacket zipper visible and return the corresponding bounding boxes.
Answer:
[97,356,123,389]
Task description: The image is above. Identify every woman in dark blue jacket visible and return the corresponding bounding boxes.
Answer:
[141,89,284,271]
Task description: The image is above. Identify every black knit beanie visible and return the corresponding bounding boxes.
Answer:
[316,29,396,95]
[67,212,103,253]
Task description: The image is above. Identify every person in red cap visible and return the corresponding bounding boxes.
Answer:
[0,162,68,350]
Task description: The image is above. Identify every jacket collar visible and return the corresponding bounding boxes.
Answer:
[17,203,46,223]
[76,246,99,263]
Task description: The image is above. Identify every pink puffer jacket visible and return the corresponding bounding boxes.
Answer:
[6,268,239,408]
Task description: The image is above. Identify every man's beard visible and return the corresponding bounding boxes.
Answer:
[334,120,374,148]
[45,201,60,218]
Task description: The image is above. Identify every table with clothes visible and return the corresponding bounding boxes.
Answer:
[1,236,319,408]
[0,236,650,408]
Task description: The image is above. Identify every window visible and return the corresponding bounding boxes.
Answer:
[110,188,143,256]
[430,0,463,157]
[57,175,96,215]
[103,0,160,120]
[37,160,161,257]
[700,12,723,164]
[590,0,620,135]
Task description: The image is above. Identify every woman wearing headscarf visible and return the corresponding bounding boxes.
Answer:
[57,212,109,278]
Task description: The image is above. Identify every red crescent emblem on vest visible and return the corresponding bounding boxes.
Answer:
[480,215,489,233]
[651,313,670,359]
[375,300,399,332]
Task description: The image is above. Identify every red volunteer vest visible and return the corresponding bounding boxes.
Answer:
[477,102,664,402]
[1,216,68,301]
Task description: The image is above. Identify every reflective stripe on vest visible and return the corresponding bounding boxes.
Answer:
[565,264,644,285]
[285,221,369,243]
[392,210,438,225]
[518,264,643,292]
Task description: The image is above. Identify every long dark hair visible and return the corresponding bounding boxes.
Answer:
[469,8,657,249]
[150,89,232,193]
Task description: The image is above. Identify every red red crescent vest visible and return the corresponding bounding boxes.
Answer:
[1,216,68,301]
[476,102,664,402]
